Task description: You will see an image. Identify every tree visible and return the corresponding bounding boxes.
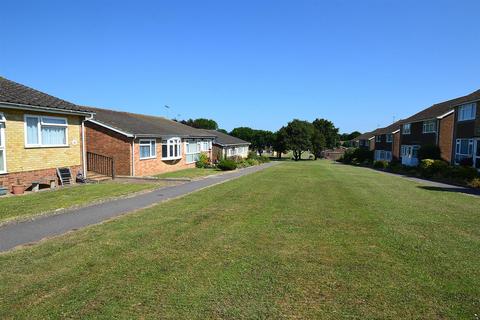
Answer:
[312,119,339,149]
[284,119,314,161]
[273,127,289,158]
[252,130,274,156]
[216,129,228,134]
[179,118,218,130]
[230,127,255,144]
[311,130,326,160]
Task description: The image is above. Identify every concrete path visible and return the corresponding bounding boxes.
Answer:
[0,162,278,252]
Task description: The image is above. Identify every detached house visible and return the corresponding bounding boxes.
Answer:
[373,121,402,162]
[201,130,251,161]
[399,101,455,166]
[85,107,216,176]
[0,76,92,191]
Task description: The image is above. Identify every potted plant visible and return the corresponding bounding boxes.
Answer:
[0,181,7,196]
[12,178,25,195]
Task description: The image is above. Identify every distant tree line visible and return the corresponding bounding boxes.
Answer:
[177,117,361,161]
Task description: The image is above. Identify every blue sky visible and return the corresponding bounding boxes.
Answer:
[1,0,479,133]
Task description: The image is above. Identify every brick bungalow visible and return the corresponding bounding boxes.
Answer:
[201,130,250,162]
[373,121,402,162]
[399,101,455,166]
[0,76,93,191]
[85,107,216,176]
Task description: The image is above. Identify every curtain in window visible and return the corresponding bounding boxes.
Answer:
[26,117,39,145]
[140,145,151,158]
[41,126,66,145]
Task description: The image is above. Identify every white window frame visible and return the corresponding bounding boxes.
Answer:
[375,150,392,162]
[0,113,6,174]
[455,138,474,164]
[199,140,211,152]
[185,139,201,164]
[422,120,437,133]
[139,139,157,160]
[162,137,182,160]
[375,135,381,142]
[402,123,411,135]
[458,103,476,122]
[24,114,69,148]
[386,134,393,143]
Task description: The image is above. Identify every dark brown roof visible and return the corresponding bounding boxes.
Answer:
[354,131,376,141]
[0,76,89,113]
[375,120,403,135]
[202,130,250,146]
[403,89,480,124]
[87,106,216,138]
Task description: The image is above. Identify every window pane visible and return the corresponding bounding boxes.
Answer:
[0,150,4,172]
[162,144,167,158]
[42,117,67,125]
[0,123,3,147]
[140,145,151,158]
[169,145,173,157]
[41,126,66,145]
[151,141,156,156]
[26,117,39,145]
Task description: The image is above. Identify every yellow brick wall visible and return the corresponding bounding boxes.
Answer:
[1,108,83,173]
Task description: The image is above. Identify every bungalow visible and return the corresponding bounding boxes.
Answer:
[0,76,92,192]
[399,100,455,166]
[201,130,250,161]
[373,121,402,162]
[85,107,216,176]
[450,89,480,168]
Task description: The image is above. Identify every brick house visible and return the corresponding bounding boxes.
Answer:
[449,89,480,168]
[399,101,455,166]
[0,76,92,191]
[373,121,402,162]
[200,130,250,162]
[85,107,216,176]
[352,131,375,150]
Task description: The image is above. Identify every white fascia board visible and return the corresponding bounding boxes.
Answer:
[0,101,93,116]
[437,109,454,119]
[87,119,134,137]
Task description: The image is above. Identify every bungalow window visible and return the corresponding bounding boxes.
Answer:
[386,134,393,143]
[25,115,68,147]
[139,139,157,159]
[458,103,476,121]
[0,113,6,173]
[402,123,411,135]
[422,120,437,133]
[185,139,201,164]
[455,139,474,163]
[375,135,381,142]
[199,140,211,152]
[162,137,182,160]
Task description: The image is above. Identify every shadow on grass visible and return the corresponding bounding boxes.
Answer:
[417,186,480,196]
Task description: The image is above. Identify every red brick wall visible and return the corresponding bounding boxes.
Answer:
[393,132,400,159]
[0,165,82,192]
[85,122,132,176]
[439,113,454,163]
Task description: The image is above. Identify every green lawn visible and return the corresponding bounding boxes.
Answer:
[0,182,162,224]
[155,167,221,179]
[1,161,480,319]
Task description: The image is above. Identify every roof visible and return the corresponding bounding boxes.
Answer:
[202,130,251,146]
[375,120,403,135]
[87,106,216,138]
[0,76,89,114]
[403,89,480,124]
[353,131,376,141]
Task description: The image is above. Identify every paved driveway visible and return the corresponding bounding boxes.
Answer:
[0,162,278,252]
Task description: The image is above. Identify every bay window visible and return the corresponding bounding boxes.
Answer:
[0,113,6,173]
[422,120,436,133]
[455,139,474,163]
[25,115,68,147]
[162,137,182,160]
[139,139,157,159]
[458,103,476,121]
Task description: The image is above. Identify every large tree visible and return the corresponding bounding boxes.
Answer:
[180,118,218,130]
[253,130,274,156]
[284,119,314,161]
[311,130,326,160]
[273,127,289,158]
[230,127,255,144]
[312,118,339,149]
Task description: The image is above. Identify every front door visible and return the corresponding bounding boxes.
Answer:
[0,121,6,173]
[474,139,480,169]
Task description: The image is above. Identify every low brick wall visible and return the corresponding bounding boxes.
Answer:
[0,165,82,192]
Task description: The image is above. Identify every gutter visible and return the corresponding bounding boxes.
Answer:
[0,101,92,116]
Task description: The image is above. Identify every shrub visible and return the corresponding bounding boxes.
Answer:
[373,160,389,169]
[419,159,450,177]
[195,152,210,168]
[387,161,403,173]
[450,166,478,180]
[459,157,473,167]
[228,155,244,163]
[217,159,237,171]
[258,156,271,163]
[340,148,373,165]
[247,151,258,160]
[468,178,480,188]
[247,158,259,166]
[236,160,251,168]
[418,145,441,160]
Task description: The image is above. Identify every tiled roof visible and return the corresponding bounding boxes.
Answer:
[0,76,88,113]
[375,120,403,135]
[202,130,251,146]
[87,106,216,138]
